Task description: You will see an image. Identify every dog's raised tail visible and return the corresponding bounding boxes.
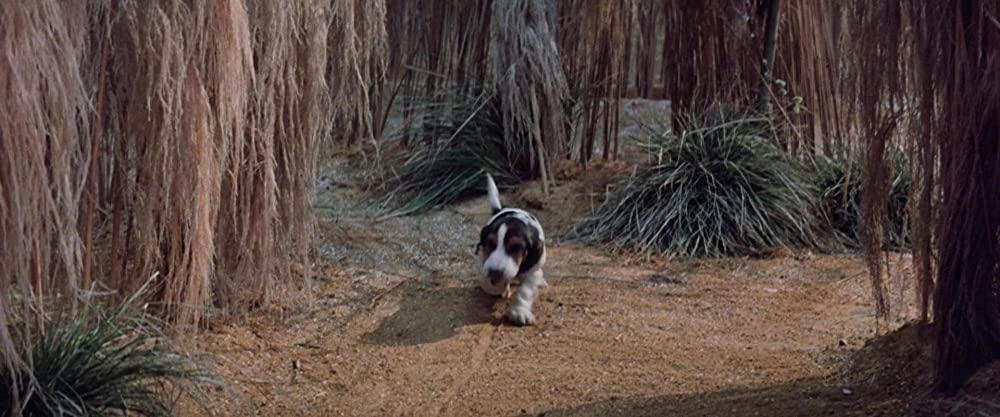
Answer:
[485,173,502,214]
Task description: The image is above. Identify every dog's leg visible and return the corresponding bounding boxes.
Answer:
[507,269,543,326]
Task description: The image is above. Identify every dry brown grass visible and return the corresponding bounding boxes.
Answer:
[330,0,387,144]
[0,0,386,401]
[558,0,633,164]
[0,0,90,379]
[660,1,760,112]
[379,0,571,193]
[383,0,493,145]
[489,0,570,193]
[775,1,851,156]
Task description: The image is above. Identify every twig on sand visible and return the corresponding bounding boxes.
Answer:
[494,343,517,352]
[368,279,412,307]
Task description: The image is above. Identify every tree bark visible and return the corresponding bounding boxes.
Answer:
[758,0,781,112]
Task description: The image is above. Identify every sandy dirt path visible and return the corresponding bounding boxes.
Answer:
[187,162,915,417]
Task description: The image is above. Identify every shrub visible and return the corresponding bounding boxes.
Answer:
[1,281,208,417]
[568,105,818,257]
[376,87,527,217]
[813,150,911,249]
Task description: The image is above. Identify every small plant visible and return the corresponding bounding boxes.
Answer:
[568,104,819,257]
[376,87,528,218]
[1,278,209,417]
[813,150,911,249]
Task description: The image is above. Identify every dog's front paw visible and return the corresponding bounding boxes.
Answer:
[506,307,535,326]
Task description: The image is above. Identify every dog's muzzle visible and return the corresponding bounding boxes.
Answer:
[486,268,507,285]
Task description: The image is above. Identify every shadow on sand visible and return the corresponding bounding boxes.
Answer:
[518,376,903,417]
[362,280,499,346]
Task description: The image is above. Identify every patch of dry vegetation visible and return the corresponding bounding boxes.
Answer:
[0,0,385,407]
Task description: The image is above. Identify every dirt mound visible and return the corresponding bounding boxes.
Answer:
[833,323,935,416]
[511,159,631,234]
[835,322,1000,417]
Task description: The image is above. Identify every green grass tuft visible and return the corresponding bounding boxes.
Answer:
[568,105,819,257]
[813,150,911,250]
[1,279,210,417]
[376,87,526,218]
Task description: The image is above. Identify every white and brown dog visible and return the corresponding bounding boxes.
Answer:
[477,174,547,326]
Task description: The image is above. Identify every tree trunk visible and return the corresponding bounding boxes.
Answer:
[758,0,781,112]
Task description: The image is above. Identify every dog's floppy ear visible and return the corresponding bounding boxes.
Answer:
[518,223,544,274]
[485,173,502,215]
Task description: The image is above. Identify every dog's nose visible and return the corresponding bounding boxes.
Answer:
[487,269,505,284]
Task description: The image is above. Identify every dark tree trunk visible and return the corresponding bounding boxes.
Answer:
[758,0,781,111]
[931,0,1000,393]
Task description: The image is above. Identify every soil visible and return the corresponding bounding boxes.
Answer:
[181,154,996,417]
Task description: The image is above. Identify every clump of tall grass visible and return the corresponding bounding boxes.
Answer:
[568,105,818,257]
[377,88,527,217]
[813,151,911,249]
[1,279,209,417]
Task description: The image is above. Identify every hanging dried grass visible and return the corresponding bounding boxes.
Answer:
[558,0,635,165]
[852,0,1000,392]
[774,1,851,156]
[0,0,90,379]
[845,1,908,324]
[488,0,570,193]
[330,0,388,144]
[212,0,267,313]
[101,0,379,322]
[1,0,387,398]
[383,0,493,145]
[107,1,223,326]
[660,0,759,112]
[922,2,1000,392]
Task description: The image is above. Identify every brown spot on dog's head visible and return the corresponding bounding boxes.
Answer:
[479,213,544,278]
[505,235,526,265]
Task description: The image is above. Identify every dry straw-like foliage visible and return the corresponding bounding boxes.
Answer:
[660,0,760,112]
[558,0,634,164]
[383,0,494,146]
[558,1,856,163]
[0,0,90,378]
[852,1,1000,392]
[378,0,571,200]
[775,1,851,156]
[489,0,570,193]
[0,0,386,397]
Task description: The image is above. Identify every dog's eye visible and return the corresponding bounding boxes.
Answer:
[508,243,523,253]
